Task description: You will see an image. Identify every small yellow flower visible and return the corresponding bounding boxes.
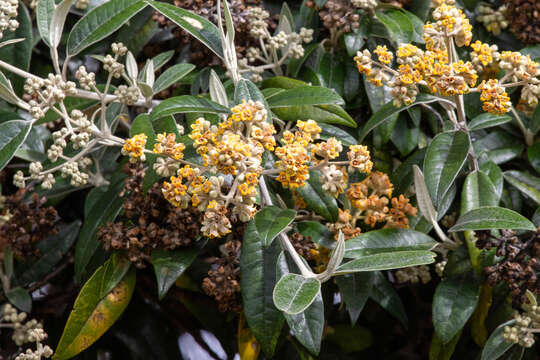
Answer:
[374,45,393,65]
[122,133,147,162]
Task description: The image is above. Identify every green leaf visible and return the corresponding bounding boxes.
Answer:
[0,120,32,171]
[6,287,32,313]
[151,243,202,300]
[266,86,344,108]
[241,222,284,356]
[335,272,374,325]
[234,79,272,121]
[139,50,174,81]
[145,0,223,59]
[277,253,323,355]
[481,320,516,360]
[429,330,462,360]
[432,276,480,343]
[67,0,147,56]
[336,250,436,274]
[19,221,81,285]
[150,95,229,121]
[369,271,408,327]
[295,170,339,222]
[153,63,196,94]
[532,104,540,135]
[326,324,373,353]
[272,104,356,127]
[344,16,369,56]
[273,273,321,315]
[74,175,126,282]
[359,94,439,141]
[528,143,540,174]
[318,123,356,146]
[0,4,32,94]
[296,221,334,249]
[424,131,470,208]
[36,0,55,48]
[480,161,504,199]
[375,9,413,44]
[468,113,512,131]
[461,171,499,213]
[251,206,296,248]
[99,254,132,298]
[450,206,537,232]
[344,228,437,258]
[503,170,540,205]
[53,262,136,360]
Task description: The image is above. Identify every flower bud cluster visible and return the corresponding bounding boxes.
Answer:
[75,0,89,10]
[75,66,96,90]
[477,2,508,35]
[1,304,53,360]
[24,75,77,120]
[0,0,19,39]
[504,304,540,348]
[240,7,313,82]
[114,85,140,105]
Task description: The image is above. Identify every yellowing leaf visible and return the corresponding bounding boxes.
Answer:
[238,314,260,360]
[470,285,493,346]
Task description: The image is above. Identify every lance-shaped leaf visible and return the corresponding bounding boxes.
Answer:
[240,221,283,356]
[344,228,437,259]
[295,170,339,222]
[450,206,536,232]
[146,0,223,58]
[208,69,228,107]
[503,170,540,205]
[335,272,374,325]
[468,113,512,131]
[432,276,480,343]
[53,261,136,360]
[335,250,436,274]
[413,165,437,223]
[423,131,470,207]
[369,271,408,326]
[273,273,321,315]
[6,287,32,313]
[358,94,439,141]
[37,0,55,47]
[266,86,344,108]
[50,0,73,49]
[0,120,32,171]
[150,95,229,120]
[67,0,147,56]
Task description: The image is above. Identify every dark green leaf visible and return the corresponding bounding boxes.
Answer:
[151,243,202,300]
[335,272,374,325]
[19,221,81,285]
[295,170,338,222]
[74,175,126,282]
[296,221,334,249]
[150,95,229,120]
[503,170,540,205]
[433,276,480,343]
[0,120,32,171]
[241,221,283,356]
[252,206,296,247]
[461,171,499,213]
[272,103,356,127]
[359,94,439,141]
[450,206,536,232]
[146,0,223,58]
[424,131,470,208]
[469,113,512,131]
[153,63,196,94]
[375,9,413,44]
[344,228,437,258]
[480,161,504,200]
[528,143,540,174]
[6,287,32,313]
[67,0,147,56]
[369,271,408,327]
[266,86,344,108]
[429,330,462,360]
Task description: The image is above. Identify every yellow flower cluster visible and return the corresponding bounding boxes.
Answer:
[122,134,147,162]
[123,102,376,239]
[353,0,540,115]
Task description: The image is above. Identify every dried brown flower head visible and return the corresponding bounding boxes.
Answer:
[504,0,540,45]
[0,191,58,259]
